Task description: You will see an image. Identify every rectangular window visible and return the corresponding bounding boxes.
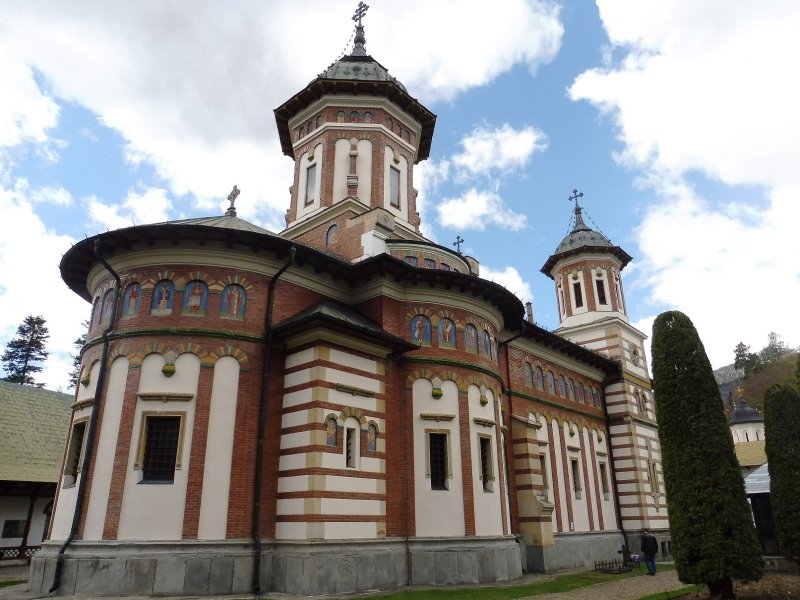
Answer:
[573,282,583,308]
[138,415,182,483]
[305,164,317,205]
[479,436,494,492]
[571,458,582,499]
[63,420,88,486]
[346,427,356,468]
[599,462,610,500]
[596,279,607,305]
[1,519,26,538]
[539,454,549,490]
[389,166,400,207]
[428,432,448,490]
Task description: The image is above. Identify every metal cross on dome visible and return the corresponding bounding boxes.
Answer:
[453,235,464,253]
[225,185,240,217]
[352,1,369,25]
[568,188,584,210]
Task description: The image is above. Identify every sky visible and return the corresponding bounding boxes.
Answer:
[1,1,798,392]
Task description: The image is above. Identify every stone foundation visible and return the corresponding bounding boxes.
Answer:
[525,531,626,572]
[30,536,522,597]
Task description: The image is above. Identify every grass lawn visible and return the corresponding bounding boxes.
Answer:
[359,563,677,600]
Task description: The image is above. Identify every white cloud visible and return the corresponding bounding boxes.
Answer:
[437,188,527,231]
[87,187,173,231]
[452,124,548,178]
[570,1,800,368]
[480,265,533,304]
[29,185,73,206]
[0,183,88,390]
[0,50,59,148]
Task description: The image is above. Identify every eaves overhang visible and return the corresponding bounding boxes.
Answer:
[540,244,633,279]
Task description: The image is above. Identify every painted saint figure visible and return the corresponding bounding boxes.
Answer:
[123,284,140,316]
[465,324,478,353]
[221,284,245,318]
[439,318,455,348]
[326,418,337,446]
[412,315,431,345]
[367,424,377,452]
[187,283,203,313]
[151,280,174,314]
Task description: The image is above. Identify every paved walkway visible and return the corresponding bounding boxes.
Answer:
[1,564,689,600]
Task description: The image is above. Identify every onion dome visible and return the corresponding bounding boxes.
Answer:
[729,399,763,425]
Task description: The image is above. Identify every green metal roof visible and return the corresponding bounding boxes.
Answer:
[0,381,72,483]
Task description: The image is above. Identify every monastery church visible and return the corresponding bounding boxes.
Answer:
[31,11,669,597]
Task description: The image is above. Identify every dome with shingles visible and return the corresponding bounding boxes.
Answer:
[729,401,763,425]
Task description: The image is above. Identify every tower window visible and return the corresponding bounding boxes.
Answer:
[428,432,448,490]
[389,166,400,207]
[479,436,494,492]
[596,279,607,305]
[63,420,88,486]
[599,462,610,499]
[539,454,549,490]
[305,164,317,205]
[573,282,583,308]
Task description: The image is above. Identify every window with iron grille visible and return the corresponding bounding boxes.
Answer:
[479,436,493,492]
[345,427,356,468]
[142,416,181,483]
[429,433,448,490]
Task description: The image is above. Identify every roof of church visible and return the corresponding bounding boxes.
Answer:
[273,299,416,352]
[744,462,770,495]
[0,381,72,483]
[735,440,767,468]
[165,214,271,234]
[729,401,763,424]
[541,206,632,277]
[273,24,436,161]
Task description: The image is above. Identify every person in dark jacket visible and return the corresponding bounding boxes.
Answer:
[640,529,659,575]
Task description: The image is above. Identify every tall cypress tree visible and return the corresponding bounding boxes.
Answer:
[764,384,800,564]
[1,315,50,387]
[651,311,762,599]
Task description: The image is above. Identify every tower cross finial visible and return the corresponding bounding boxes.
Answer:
[568,188,584,211]
[453,235,464,253]
[225,185,240,217]
[352,1,369,25]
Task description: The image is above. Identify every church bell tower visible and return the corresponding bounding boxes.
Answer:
[542,190,669,537]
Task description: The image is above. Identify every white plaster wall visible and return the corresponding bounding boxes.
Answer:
[333,138,350,203]
[116,352,199,540]
[580,427,597,531]
[277,476,309,494]
[282,388,313,409]
[197,356,239,540]
[468,386,503,536]
[325,521,378,540]
[413,378,465,537]
[275,522,306,539]
[278,453,306,472]
[356,139,372,203]
[0,496,51,547]
[329,348,377,374]
[285,348,315,369]
[83,356,129,540]
[731,423,764,442]
[550,419,567,532]
[565,422,589,532]
[76,360,102,402]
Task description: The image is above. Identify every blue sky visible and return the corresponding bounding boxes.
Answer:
[1,1,798,391]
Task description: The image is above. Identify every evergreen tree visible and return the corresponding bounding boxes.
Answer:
[764,384,800,564]
[1,315,50,387]
[652,311,762,599]
[68,321,89,391]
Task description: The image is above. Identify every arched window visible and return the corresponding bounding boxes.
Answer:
[424,258,435,269]
[557,375,566,397]
[336,110,345,123]
[326,224,339,246]
[567,379,575,401]
[524,363,534,386]
[364,111,373,123]
[438,318,455,349]
[90,297,101,326]
[464,324,478,353]
[349,110,359,122]
[546,371,555,394]
[100,289,115,324]
[151,280,175,315]
[386,117,393,130]
[298,126,305,139]
[536,367,544,390]
[577,383,585,403]
[411,315,432,346]
[440,263,450,271]
[182,280,208,316]
[326,417,338,446]
[404,255,418,267]
[221,284,246,319]
[594,388,602,408]
[367,423,378,452]
[343,416,360,468]
[316,115,322,128]
[122,283,141,317]
[482,329,492,357]
[636,391,646,414]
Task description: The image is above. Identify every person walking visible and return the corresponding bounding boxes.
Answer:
[640,528,659,576]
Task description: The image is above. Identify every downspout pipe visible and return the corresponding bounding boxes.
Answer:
[252,246,295,598]
[601,364,630,557]
[50,240,121,593]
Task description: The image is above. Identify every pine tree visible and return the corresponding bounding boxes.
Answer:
[68,321,89,391]
[1,315,50,387]
[652,311,762,599]
[764,384,800,564]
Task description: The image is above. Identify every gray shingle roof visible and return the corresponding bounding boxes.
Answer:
[0,381,72,482]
